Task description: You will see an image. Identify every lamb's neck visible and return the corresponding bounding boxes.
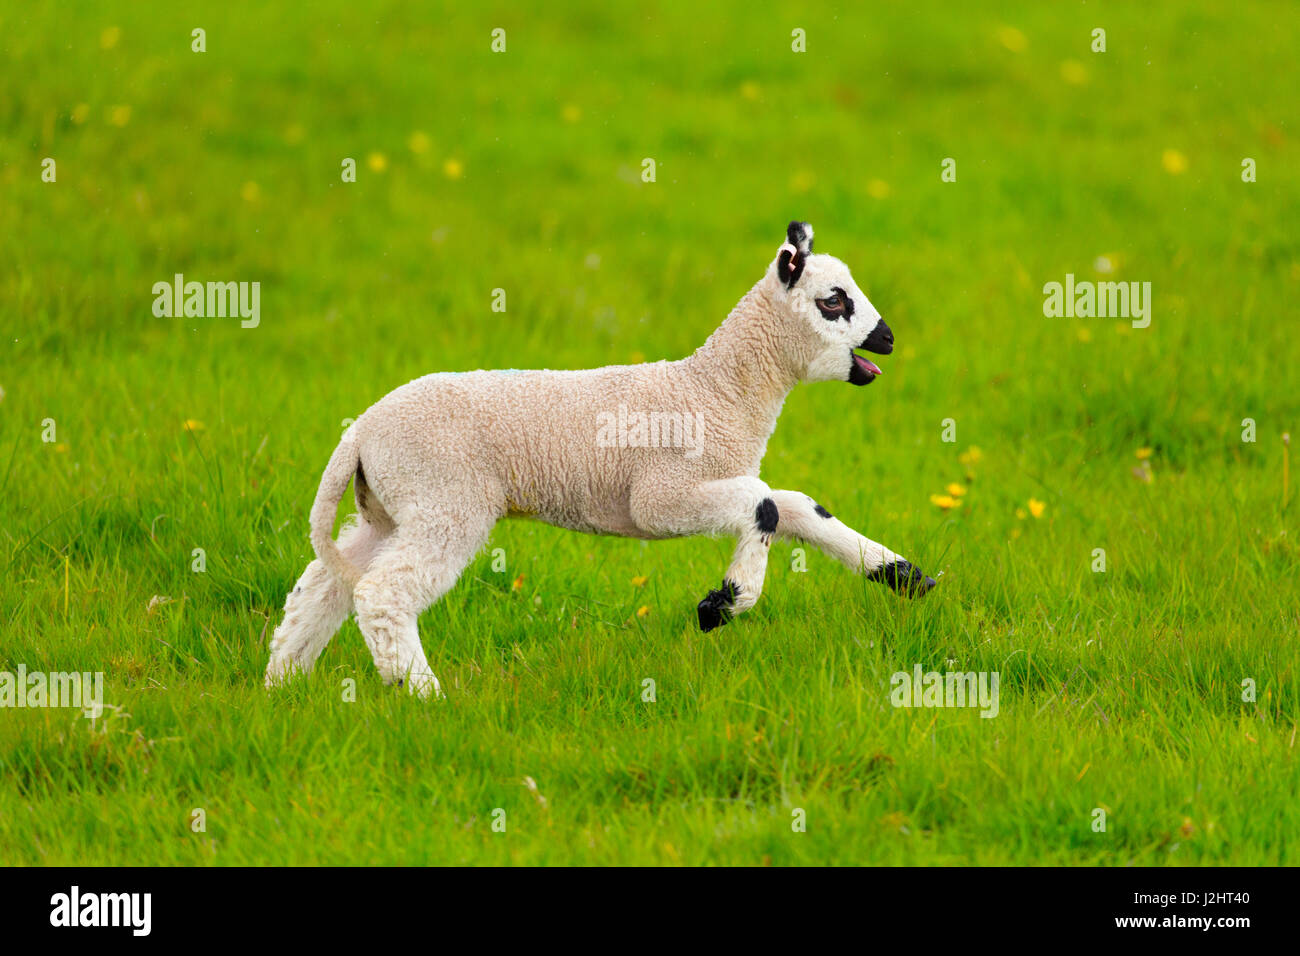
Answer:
[683,285,801,420]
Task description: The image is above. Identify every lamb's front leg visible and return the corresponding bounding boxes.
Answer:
[768,490,936,596]
[631,476,777,631]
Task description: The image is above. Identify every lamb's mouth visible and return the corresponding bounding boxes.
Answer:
[848,350,883,386]
[849,318,893,386]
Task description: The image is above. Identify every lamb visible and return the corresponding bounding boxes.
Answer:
[264,221,937,698]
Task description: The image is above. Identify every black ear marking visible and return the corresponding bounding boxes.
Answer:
[777,220,815,288]
[787,221,814,254]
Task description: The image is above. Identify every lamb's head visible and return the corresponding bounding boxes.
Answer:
[768,221,893,387]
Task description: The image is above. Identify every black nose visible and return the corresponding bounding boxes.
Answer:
[860,320,893,355]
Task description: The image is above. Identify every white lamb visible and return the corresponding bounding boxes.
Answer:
[265,221,936,698]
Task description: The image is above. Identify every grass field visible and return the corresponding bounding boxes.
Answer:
[2,1,1297,865]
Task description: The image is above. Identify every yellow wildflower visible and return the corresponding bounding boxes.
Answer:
[1060,60,1088,85]
[996,26,1027,52]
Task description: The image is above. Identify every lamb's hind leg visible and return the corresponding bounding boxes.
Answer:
[265,518,388,687]
[352,506,496,699]
[632,476,777,632]
[767,490,936,595]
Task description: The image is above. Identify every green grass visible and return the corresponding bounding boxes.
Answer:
[1,0,1297,865]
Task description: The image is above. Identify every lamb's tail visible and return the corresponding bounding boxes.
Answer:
[309,429,363,589]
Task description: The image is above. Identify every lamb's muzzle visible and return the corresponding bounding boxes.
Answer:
[861,319,894,354]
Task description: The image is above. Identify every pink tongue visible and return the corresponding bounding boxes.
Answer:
[854,354,883,376]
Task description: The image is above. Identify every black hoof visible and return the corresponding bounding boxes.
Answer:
[697,580,740,632]
[870,560,937,597]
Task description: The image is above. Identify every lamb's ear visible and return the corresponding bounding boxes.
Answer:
[776,220,814,288]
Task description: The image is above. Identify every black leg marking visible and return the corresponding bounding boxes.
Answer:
[755,498,778,545]
[869,560,937,597]
[697,580,740,632]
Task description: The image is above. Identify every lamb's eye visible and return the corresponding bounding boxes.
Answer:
[816,295,844,318]
[816,289,854,321]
